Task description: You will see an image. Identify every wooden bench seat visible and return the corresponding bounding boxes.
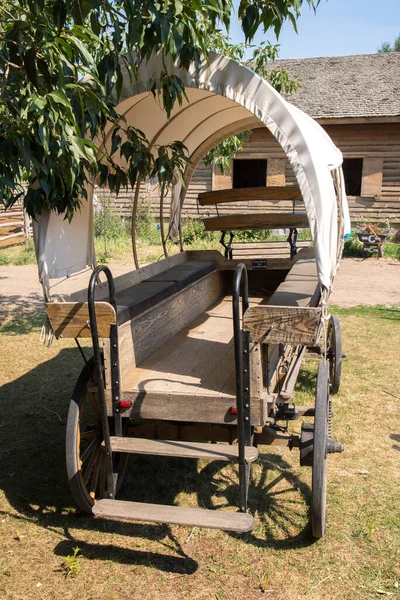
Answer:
[231,240,311,260]
[266,257,320,308]
[203,213,309,232]
[116,260,216,323]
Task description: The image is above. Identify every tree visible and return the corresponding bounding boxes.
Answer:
[377,33,400,53]
[0,0,319,219]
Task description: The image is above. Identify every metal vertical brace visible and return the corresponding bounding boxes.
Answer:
[88,265,121,498]
[110,324,122,438]
[243,331,251,443]
[242,329,252,507]
[220,231,235,259]
[233,263,251,513]
[288,227,298,259]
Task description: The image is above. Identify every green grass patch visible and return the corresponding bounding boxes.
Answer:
[329,304,400,320]
[0,239,37,265]
[0,303,399,599]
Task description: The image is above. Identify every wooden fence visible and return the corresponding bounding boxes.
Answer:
[0,204,31,248]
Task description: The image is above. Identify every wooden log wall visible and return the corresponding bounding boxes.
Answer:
[102,123,400,224]
[324,123,400,223]
[96,163,212,220]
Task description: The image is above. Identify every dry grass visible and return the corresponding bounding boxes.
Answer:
[0,305,399,600]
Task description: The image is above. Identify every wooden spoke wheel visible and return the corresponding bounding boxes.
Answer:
[327,315,342,395]
[66,359,129,513]
[311,361,329,538]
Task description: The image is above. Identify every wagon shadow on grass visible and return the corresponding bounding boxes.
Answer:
[0,346,314,575]
[0,298,44,334]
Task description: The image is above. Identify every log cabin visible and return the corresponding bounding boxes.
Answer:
[103,52,400,225]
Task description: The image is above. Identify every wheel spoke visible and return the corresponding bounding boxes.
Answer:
[80,428,101,440]
[67,360,129,512]
[87,389,102,422]
[81,436,101,464]
[84,444,101,488]
[89,449,102,498]
[99,452,106,500]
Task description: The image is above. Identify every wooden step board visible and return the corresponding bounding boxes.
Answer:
[93,499,254,532]
[110,437,258,462]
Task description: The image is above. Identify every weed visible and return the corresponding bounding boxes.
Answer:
[181,218,217,245]
[62,546,83,578]
[0,240,36,266]
[343,233,363,257]
[366,520,376,540]
[258,571,271,593]
[383,242,400,260]
[0,252,10,265]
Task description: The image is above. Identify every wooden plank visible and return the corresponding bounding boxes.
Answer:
[243,306,322,345]
[105,389,265,427]
[109,437,258,462]
[0,211,23,218]
[361,158,384,197]
[215,248,315,272]
[255,426,292,447]
[116,270,226,383]
[0,221,23,228]
[93,499,254,532]
[0,232,24,241]
[45,301,116,338]
[141,298,236,395]
[203,213,309,232]
[250,341,264,404]
[232,249,290,258]
[198,187,302,206]
[277,346,307,401]
[67,252,189,303]
[267,159,286,187]
[232,240,311,249]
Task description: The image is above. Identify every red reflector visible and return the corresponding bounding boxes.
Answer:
[230,407,238,415]
[119,400,132,408]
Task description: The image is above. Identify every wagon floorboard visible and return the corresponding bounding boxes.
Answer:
[123,294,265,398]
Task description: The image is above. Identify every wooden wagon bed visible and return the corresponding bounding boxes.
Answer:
[122,294,265,399]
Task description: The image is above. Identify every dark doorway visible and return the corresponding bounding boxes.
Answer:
[342,158,363,196]
[233,159,267,189]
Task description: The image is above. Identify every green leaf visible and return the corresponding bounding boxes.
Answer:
[23,48,39,89]
[48,90,70,108]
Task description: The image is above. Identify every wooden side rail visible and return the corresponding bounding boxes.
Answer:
[198,187,303,206]
[203,213,309,232]
[45,301,116,339]
[103,389,266,427]
[243,306,322,345]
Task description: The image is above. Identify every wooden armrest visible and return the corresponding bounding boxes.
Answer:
[243,306,321,345]
[46,301,116,339]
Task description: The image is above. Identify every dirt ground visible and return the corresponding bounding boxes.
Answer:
[0,256,399,314]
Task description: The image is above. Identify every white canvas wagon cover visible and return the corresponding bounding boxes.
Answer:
[34,52,349,292]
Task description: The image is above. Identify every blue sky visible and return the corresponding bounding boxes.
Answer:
[230,0,400,59]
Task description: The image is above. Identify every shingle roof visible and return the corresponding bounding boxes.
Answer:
[270,53,400,119]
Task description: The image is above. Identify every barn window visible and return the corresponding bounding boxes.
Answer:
[233,159,267,189]
[342,158,363,196]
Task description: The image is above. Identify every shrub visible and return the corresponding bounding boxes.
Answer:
[343,232,363,257]
[94,196,128,241]
[135,197,160,245]
[181,218,216,245]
